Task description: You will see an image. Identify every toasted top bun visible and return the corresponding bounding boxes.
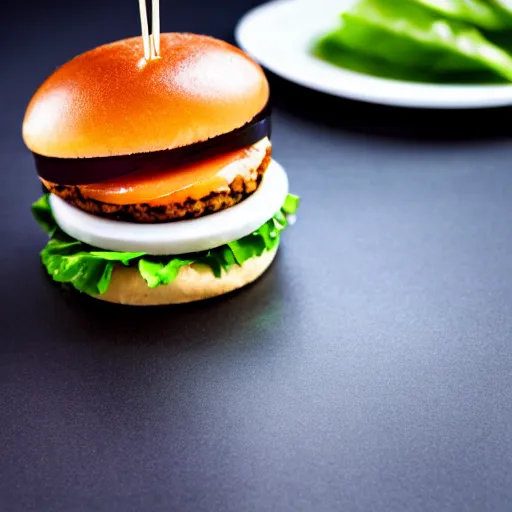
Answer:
[92,247,278,306]
[22,33,269,159]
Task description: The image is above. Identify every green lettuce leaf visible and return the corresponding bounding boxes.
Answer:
[313,0,512,83]
[138,258,196,288]
[283,193,300,214]
[32,194,300,296]
[486,1,512,21]
[411,0,512,30]
[39,232,145,295]
[31,195,57,236]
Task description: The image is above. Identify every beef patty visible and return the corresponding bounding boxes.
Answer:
[44,144,272,223]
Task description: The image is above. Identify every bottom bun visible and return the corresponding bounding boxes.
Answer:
[90,247,278,306]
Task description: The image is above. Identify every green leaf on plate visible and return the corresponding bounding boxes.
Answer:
[411,0,512,30]
[313,0,512,83]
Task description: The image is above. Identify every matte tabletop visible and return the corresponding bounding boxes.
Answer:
[1,1,511,511]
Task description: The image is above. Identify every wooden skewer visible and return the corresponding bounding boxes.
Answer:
[150,34,156,59]
[151,0,161,57]
[138,0,151,61]
[139,0,161,60]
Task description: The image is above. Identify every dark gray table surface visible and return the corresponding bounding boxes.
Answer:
[1,1,511,511]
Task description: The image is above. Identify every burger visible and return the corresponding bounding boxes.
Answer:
[23,33,299,306]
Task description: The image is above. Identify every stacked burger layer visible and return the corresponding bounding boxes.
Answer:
[23,33,299,305]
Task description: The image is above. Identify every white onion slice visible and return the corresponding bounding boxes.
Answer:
[49,159,289,255]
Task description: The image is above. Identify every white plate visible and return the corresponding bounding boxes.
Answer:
[50,159,289,256]
[235,0,512,109]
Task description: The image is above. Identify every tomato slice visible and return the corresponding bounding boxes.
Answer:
[43,143,265,205]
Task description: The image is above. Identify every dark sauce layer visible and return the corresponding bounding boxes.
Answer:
[34,102,271,186]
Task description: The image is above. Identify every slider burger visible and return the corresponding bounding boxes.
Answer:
[23,33,299,305]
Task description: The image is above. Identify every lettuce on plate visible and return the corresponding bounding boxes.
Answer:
[32,194,300,296]
[313,34,496,83]
[486,0,512,19]
[313,0,512,83]
[410,0,512,30]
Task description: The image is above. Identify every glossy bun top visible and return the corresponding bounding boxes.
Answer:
[23,33,269,158]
